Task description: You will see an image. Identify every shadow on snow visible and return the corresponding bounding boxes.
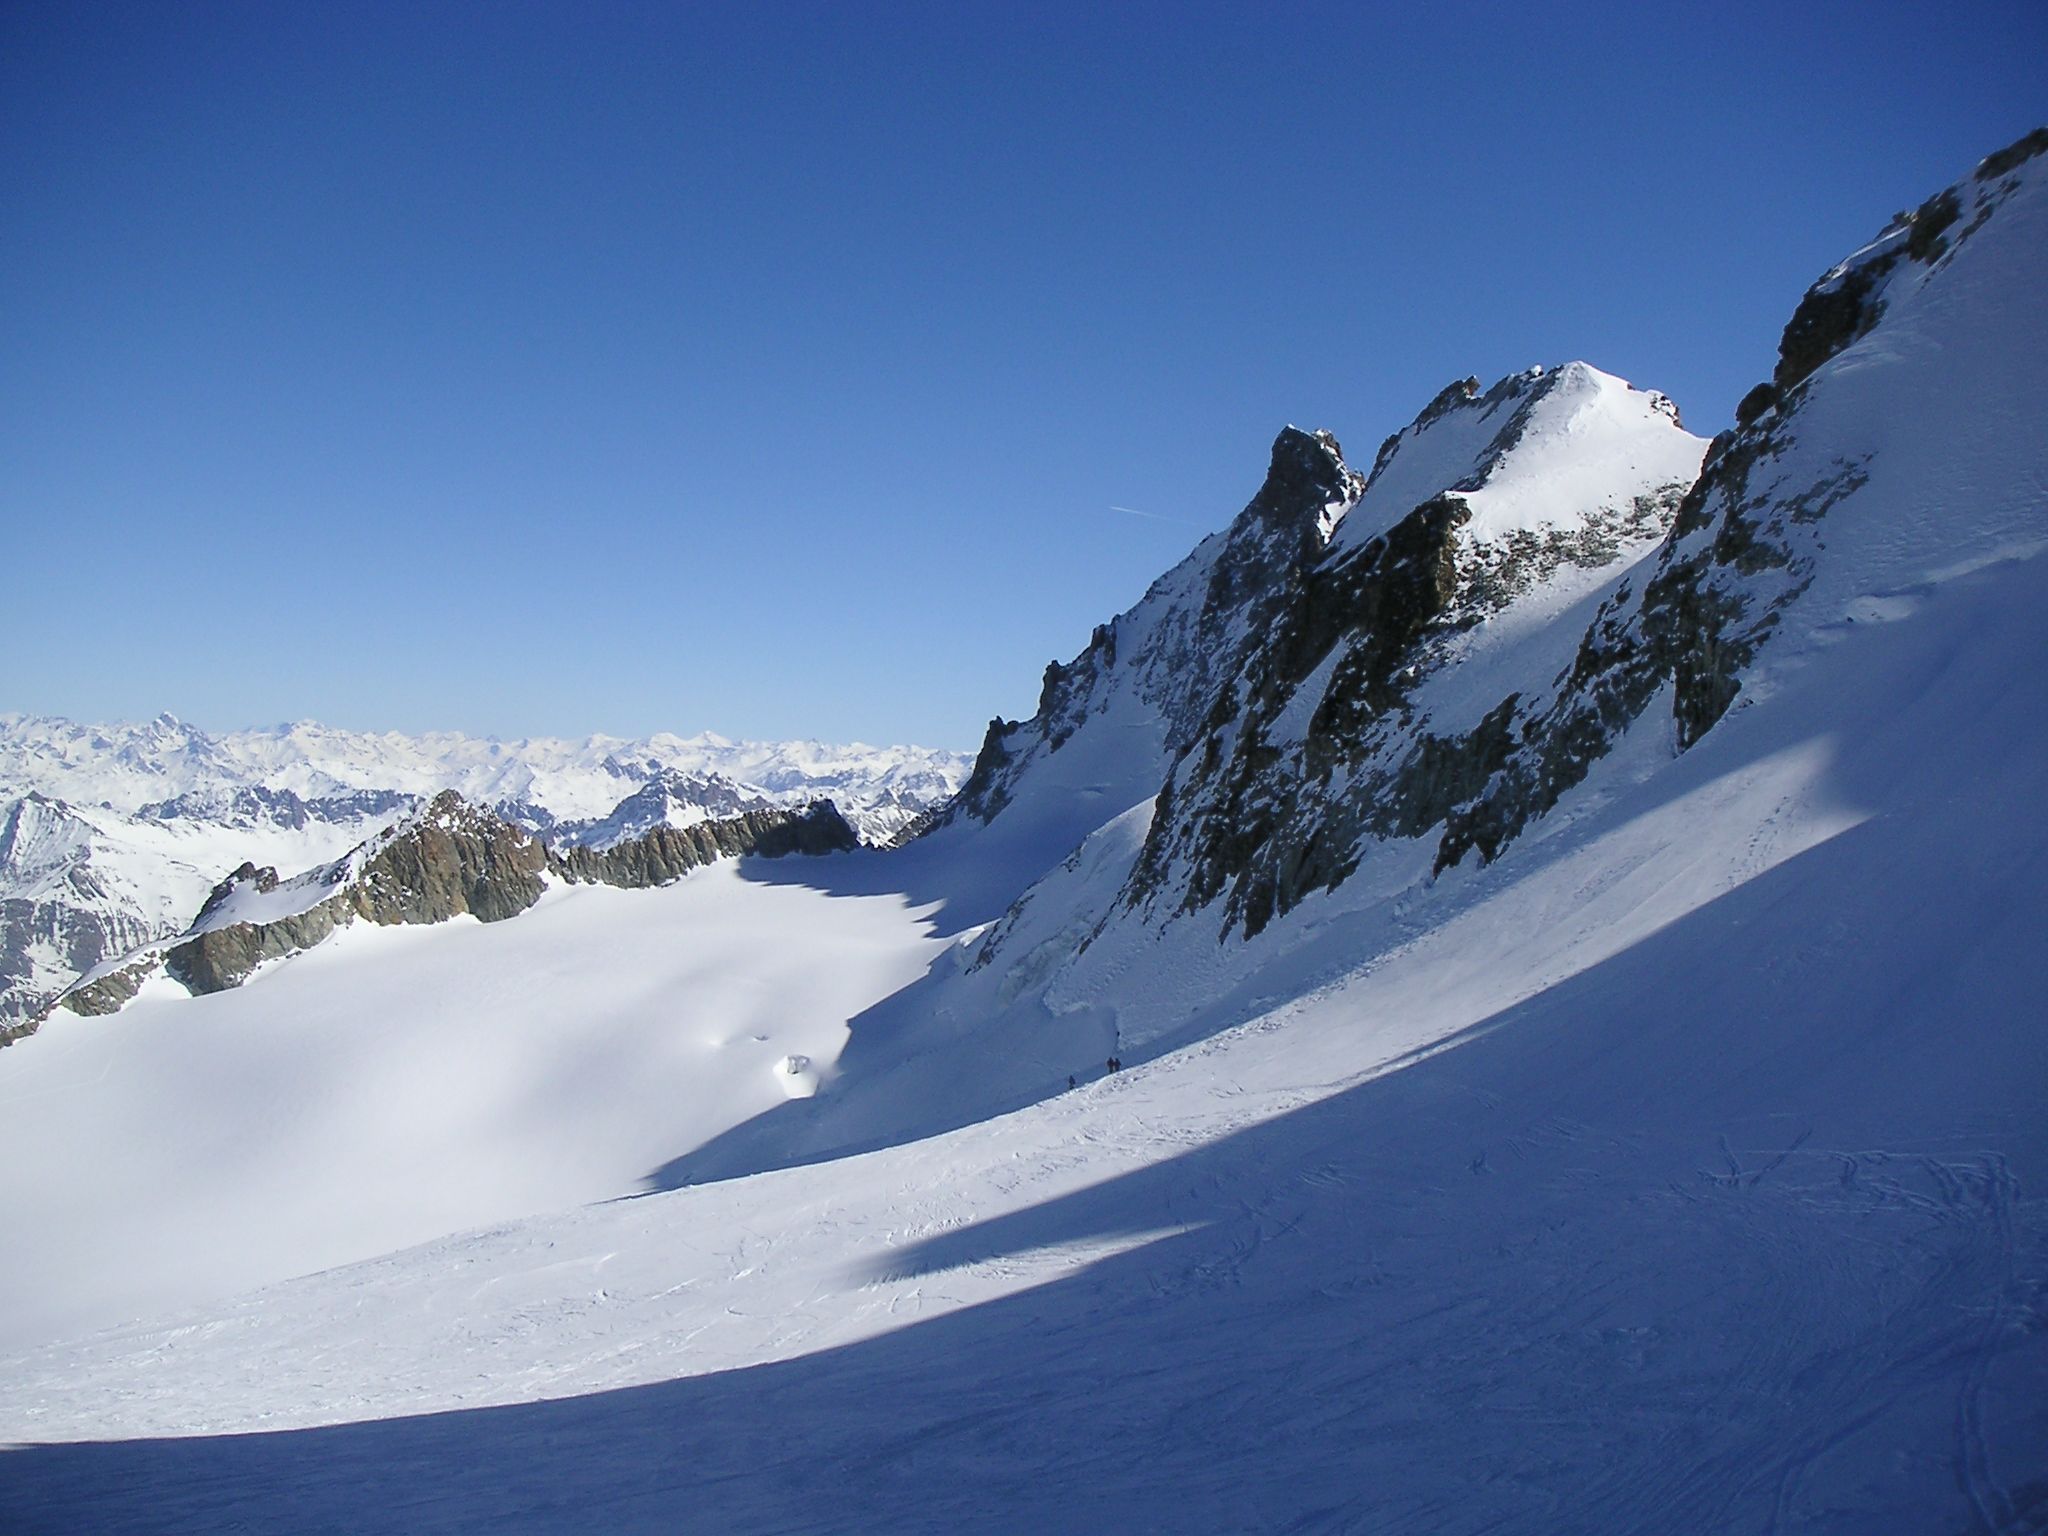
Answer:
[6,819,2045,1536]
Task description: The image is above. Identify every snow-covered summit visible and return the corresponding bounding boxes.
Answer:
[1,130,2043,1536]
[932,359,1704,948]
[546,769,775,849]
[1339,360,1702,551]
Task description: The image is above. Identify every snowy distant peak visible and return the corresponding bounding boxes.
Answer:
[138,783,414,831]
[0,714,969,839]
[551,768,775,850]
[0,715,967,1026]
[0,793,97,899]
[1339,362,1704,552]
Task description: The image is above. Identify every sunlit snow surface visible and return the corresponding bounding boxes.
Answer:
[0,867,948,1351]
[2,154,2047,1532]
[1,548,2043,1534]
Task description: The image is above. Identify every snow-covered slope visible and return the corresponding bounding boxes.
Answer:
[684,361,1707,1176]
[3,404,2043,1534]
[0,863,944,1351]
[0,131,2044,1534]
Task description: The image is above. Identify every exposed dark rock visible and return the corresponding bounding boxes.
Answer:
[549,802,859,889]
[140,795,858,999]
[930,427,1366,836]
[350,791,550,925]
[1125,422,1695,939]
[1903,188,1961,264]
[165,895,355,996]
[40,953,163,1025]
[1770,153,2016,401]
[1974,126,2048,182]
[951,718,1023,825]
[163,792,551,996]
[1774,262,1886,396]
[1734,382,1778,428]
[1432,398,1873,879]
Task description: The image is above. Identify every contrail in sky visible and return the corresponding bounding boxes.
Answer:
[1110,505,1194,524]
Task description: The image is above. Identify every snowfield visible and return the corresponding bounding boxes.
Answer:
[2,141,2046,1533]
[0,864,947,1352]
[0,538,2042,1532]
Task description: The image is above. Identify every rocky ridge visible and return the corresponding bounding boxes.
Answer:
[954,128,2046,982]
[945,424,1367,832]
[54,791,861,1017]
[940,360,1706,950]
[1128,362,1703,937]
[0,720,965,1029]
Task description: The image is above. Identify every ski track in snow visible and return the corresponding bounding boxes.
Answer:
[3,147,2048,1536]
[1,549,2045,1532]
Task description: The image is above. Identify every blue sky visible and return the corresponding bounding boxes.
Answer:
[4,1,2043,749]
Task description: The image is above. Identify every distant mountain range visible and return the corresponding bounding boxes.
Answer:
[2,129,2043,1535]
[0,715,968,1031]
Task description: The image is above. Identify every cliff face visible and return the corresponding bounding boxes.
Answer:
[549,803,860,889]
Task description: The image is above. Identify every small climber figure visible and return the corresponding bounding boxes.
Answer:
[1067,1075,1077,1090]
[1107,1056,1123,1073]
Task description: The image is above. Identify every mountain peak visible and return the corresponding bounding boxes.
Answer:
[1247,427,1365,546]
[1334,363,1704,556]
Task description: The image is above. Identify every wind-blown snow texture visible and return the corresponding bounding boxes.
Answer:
[1,134,2044,1535]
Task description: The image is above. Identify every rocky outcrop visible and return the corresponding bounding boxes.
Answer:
[163,890,347,996]
[161,792,551,995]
[1114,363,1704,939]
[939,427,1367,833]
[352,793,552,924]
[0,715,967,1028]
[549,802,859,888]
[48,953,161,1020]
[54,793,862,1009]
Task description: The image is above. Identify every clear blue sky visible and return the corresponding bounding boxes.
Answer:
[4,1,2043,749]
